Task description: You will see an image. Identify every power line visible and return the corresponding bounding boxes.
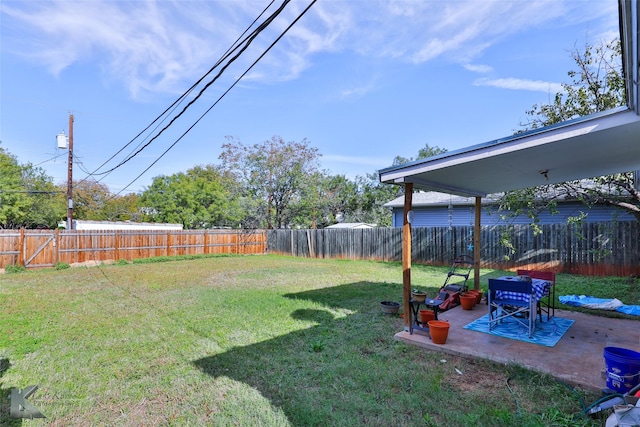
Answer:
[111,0,318,197]
[0,190,63,194]
[33,151,67,167]
[83,0,280,182]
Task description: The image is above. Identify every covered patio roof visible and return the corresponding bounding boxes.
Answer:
[379,0,639,331]
[379,108,640,197]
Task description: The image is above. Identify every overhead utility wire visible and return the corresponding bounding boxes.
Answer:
[95,0,291,177]
[112,0,318,197]
[87,0,280,179]
[33,152,67,167]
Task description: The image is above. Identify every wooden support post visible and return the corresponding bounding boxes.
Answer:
[474,196,482,289]
[402,183,413,329]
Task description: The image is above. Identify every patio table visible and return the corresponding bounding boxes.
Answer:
[408,297,445,335]
[496,276,550,302]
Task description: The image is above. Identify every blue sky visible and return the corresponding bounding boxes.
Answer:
[1,0,620,194]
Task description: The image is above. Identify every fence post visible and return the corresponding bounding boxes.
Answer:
[114,230,120,260]
[166,231,171,257]
[19,228,25,267]
[54,228,60,266]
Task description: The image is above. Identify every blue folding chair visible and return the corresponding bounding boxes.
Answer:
[488,278,536,338]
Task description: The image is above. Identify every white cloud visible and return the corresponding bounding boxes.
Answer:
[464,64,493,73]
[1,0,617,98]
[474,77,564,94]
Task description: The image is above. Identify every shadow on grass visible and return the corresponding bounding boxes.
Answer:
[192,281,418,426]
[0,357,23,426]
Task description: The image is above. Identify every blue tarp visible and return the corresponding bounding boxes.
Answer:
[559,295,640,316]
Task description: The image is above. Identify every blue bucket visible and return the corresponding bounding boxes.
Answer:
[603,346,640,393]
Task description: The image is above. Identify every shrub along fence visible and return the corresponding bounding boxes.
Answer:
[0,229,267,269]
[267,221,640,277]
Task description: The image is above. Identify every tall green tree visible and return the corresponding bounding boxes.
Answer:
[290,172,360,228]
[502,39,639,225]
[391,143,448,166]
[139,165,240,229]
[21,163,65,228]
[0,147,31,228]
[220,136,320,229]
[72,180,113,221]
[0,146,65,228]
[357,143,448,227]
[103,193,142,222]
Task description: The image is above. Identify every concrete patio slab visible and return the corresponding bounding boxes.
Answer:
[395,304,640,392]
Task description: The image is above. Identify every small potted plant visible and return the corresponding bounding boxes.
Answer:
[411,289,427,303]
[380,301,401,314]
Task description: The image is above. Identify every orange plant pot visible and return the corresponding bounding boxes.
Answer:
[427,320,450,344]
[418,309,435,325]
[475,291,483,304]
[460,294,476,310]
[467,290,483,305]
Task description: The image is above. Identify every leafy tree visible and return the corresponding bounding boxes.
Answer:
[0,147,31,228]
[72,180,113,221]
[290,172,361,228]
[392,143,448,166]
[139,165,240,229]
[358,143,448,227]
[220,136,320,229]
[417,144,449,161]
[502,39,639,226]
[21,163,65,228]
[0,146,65,228]
[103,193,142,222]
[522,39,624,129]
[350,172,400,226]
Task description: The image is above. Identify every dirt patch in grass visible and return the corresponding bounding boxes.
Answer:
[441,356,508,393]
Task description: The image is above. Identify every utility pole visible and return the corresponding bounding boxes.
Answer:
[67,113,74,230]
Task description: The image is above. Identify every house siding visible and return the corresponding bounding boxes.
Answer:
[391,203,635,227]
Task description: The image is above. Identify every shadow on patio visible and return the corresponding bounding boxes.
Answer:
[395,302,640,391]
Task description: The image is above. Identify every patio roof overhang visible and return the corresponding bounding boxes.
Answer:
[379,107,640,198]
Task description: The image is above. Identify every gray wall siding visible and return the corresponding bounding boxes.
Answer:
[392,204,635,227]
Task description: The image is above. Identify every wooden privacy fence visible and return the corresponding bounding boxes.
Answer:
[0,229,267,269]
[267,221,640,277]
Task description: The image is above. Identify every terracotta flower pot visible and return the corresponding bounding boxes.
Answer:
[460,294,476,310]
[418,309,435,325]
[427,320,450,344]
[475,291,483,304]
[467,290,483,305]
[411,291,427,303]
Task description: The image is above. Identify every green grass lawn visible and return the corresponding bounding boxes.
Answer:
[1,255,636,426]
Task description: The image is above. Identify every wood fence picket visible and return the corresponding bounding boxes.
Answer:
[267,221,640,277]
[0,229,267,269]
